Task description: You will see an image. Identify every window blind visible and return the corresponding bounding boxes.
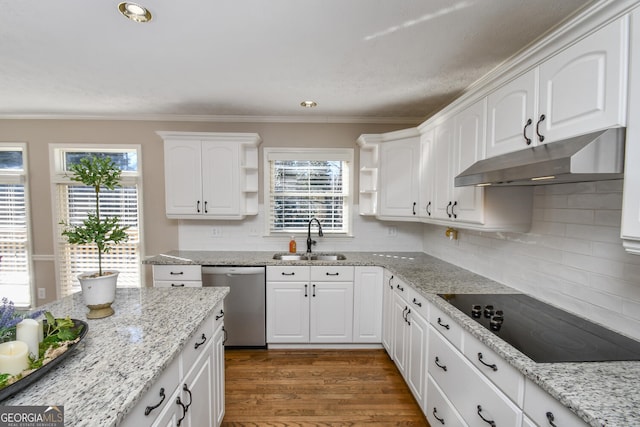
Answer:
[0,182,30,305]
[56,184,141,296]
[268,160,349,233]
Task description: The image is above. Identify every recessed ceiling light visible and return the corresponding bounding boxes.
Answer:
[300,101,317,108]
[118,2,152,23]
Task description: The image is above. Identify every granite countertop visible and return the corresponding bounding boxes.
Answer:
[2,287,229,427]
[146,250,640,427]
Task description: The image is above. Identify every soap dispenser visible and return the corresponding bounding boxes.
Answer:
[289,236,297,253]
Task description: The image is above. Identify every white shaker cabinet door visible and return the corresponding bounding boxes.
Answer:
[622,8,640,255]
[431,118,454,221]
[201,141,240,216]
[452,98,486,224]
[353,266,383,343]
[309,282,354,343]
[538,15,627,144]
[164,140,203,215]
[379,136,420,218]
[486,71,537,158]
[266,282,310,343]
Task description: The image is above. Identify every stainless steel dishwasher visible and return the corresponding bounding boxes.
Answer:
[202,266,266,348]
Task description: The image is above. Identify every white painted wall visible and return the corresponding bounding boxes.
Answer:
[178,204,424,252]
[422,180,640,341]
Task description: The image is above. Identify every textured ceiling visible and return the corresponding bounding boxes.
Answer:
[0,0,594,122]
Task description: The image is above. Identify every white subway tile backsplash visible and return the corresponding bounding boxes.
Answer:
[568,192,623,210]
[565,223,622,243]
[594,210,622,227]
[423,181,640,341]
[543,208,594,224]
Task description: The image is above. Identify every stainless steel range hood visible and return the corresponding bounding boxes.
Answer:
[455,128,625,187]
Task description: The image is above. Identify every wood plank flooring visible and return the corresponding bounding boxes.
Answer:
[222,349,429,426]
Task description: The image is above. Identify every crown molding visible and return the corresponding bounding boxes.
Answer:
[0,113,422,125]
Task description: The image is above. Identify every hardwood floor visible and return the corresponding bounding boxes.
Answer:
[222,349,429,426]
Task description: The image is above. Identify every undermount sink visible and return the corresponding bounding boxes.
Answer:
[272,253,347,261]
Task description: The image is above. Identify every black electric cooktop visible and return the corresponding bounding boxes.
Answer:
[439,293,640,363]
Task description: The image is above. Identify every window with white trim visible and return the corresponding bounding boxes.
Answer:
[0,144,32,307]
[51,146,142,297]
[264,148,352,235]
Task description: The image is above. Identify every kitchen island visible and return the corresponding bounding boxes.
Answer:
[146,251,640,427]
[2,287,228,427]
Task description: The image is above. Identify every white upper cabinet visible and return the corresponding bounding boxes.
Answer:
[487,15,628,158]
[486,71,537,158]
[418,127,435,219]
[430,99,486,224]
[622,7,640,255]
[158,132,261,220]
[538,16,627,143]
[431,118,454,221]
[452,99,487,224]
[377,129,421,219]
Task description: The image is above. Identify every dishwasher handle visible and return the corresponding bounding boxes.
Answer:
[202,266,265,276]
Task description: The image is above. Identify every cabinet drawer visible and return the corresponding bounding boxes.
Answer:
[429,327,521,427]
[390,276,409,298]
[120,354,180,427]
[267,266,310,281]
[406,286,429,320]
[524,379,588,427]
[426,375,467,427]
[310,266,354,281]
[153,265,201,281]
[464,332,524,406]
[154,280,202,288]
[429,303,463,350]
[182,314,215,374]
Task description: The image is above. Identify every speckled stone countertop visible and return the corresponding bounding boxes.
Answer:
[2,287,228,427]
[146,251,640,427]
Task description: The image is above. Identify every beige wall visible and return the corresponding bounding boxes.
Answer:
[0,119,412,303]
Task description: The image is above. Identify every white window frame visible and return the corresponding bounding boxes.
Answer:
[0,143,34,308]
[49,144,144,297]
[263,147,353,236]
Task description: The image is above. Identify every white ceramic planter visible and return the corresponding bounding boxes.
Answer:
[78,271,119,319]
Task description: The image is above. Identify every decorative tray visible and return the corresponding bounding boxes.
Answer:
[0,319,88,402]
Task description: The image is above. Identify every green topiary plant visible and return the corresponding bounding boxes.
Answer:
[60,155,129,277]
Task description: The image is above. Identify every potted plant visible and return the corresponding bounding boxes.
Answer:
[60,155,129,319]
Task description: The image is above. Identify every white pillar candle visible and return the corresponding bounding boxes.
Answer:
[16,318,40,359]
[0,341,29,376]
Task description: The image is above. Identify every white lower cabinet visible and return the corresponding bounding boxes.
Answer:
[523,379,588,427]
[266,266,355,344]
[429,327,522,427]
[153,265,202,288]
[390,277,429,411]
[353,266,384,343]
[381,270,395,354]
[123,302,225,427]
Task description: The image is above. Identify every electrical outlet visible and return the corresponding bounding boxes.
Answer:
[387,226,397,237]
[248,227,259,236]
[211,227,222,237]
[38,288,46,299]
